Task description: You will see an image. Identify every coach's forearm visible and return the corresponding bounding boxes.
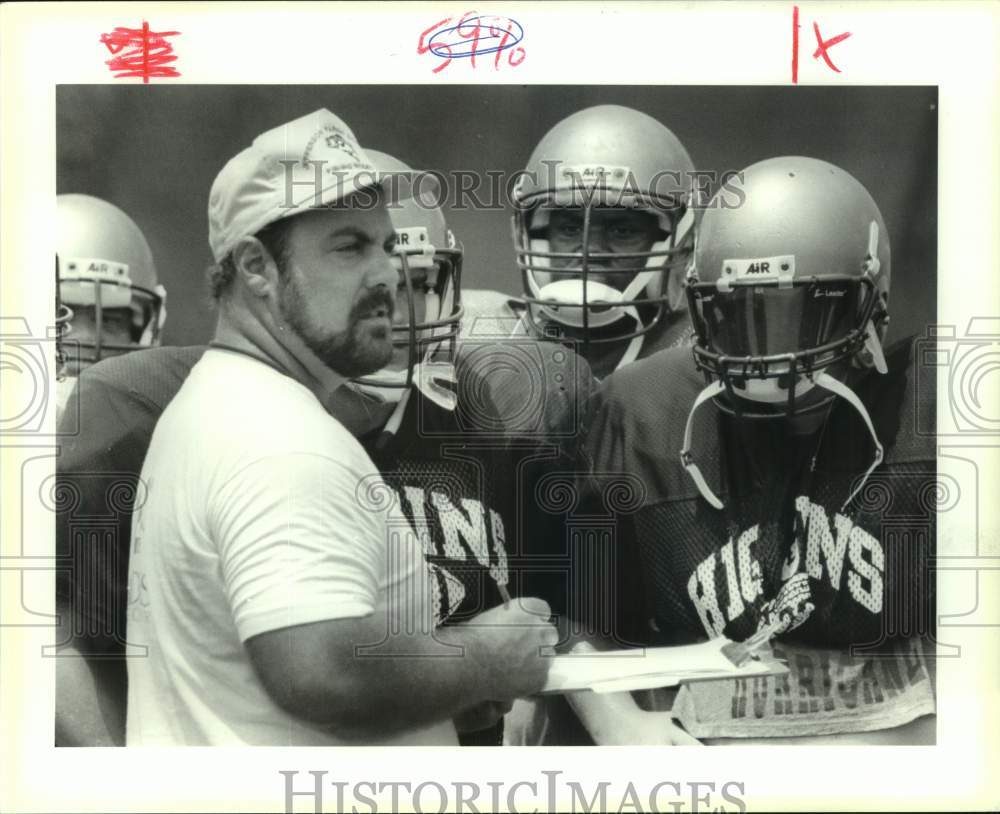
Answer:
[323,624,501,739]
[248,597,555,738]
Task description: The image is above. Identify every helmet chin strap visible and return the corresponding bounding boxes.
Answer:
[811,371,884,511]
[680,370,884,511]
[863,320,888,374]
[614,313,645,370]
[353,367,410,404]
[679,379,727,510]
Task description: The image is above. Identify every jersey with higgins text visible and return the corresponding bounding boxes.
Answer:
[579,337,937,737]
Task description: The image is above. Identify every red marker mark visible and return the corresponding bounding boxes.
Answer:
[418,12,525,74]
[791,6,851,83]
[100,22,180,83]
[812,22,852,73]
[792,6,800,84]
[418,17,454,74]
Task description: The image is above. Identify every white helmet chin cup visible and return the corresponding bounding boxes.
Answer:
[536,278,626,328]
[525,206,681,313]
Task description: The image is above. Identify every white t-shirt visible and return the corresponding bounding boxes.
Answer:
[125,349,457,746]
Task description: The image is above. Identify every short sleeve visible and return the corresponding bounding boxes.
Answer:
[210,451,407,642]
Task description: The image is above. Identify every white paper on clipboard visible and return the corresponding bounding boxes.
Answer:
[538,638,788,695]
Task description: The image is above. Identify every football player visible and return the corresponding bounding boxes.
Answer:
[55,194,166,421]
[549,156,937,745]
[55,139,557,746]
[463,104,697,381]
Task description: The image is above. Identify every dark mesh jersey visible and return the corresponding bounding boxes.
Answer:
[362,377,515,628]
[573,337,937,737]
[581,336,936,650]
[453,337,597,617]
[367,340,595,623]
[56,345,208,654]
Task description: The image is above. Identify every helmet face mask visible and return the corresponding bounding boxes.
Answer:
[375,234,463,384]
[57,277,165,370]
[686,272,881,416]
[352,151,463,410]
[54,257,74,381]
[511,105,697,349]
[56,194,166,373]
[515,200,693,344]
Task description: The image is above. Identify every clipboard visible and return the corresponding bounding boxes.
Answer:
[538,638,788,695]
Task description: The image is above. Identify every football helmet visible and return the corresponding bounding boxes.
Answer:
[57,194,166,370]
[352,150,463,414]
[512,105,696,366]
[681,156,891,509]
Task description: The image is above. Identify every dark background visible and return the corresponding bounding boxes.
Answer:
[57,85,937,347]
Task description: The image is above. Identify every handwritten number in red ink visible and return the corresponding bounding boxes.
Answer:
[418,12,524,74]
[790,6,851,83]
[456,11,484,68]
[494,25,509,70]
[100,22,180,83]
[418,17,454,73]
[456,10,481,38]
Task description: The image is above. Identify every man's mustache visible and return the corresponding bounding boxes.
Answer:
[351,287,396,321]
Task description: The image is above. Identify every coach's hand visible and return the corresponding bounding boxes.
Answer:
[462,597,559,701]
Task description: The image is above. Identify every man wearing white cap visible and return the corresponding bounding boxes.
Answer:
[124,110,557,746]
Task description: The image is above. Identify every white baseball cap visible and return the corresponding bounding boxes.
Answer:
[208,109,402,263]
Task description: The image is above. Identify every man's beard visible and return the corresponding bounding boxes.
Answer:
[278,271,394,378]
